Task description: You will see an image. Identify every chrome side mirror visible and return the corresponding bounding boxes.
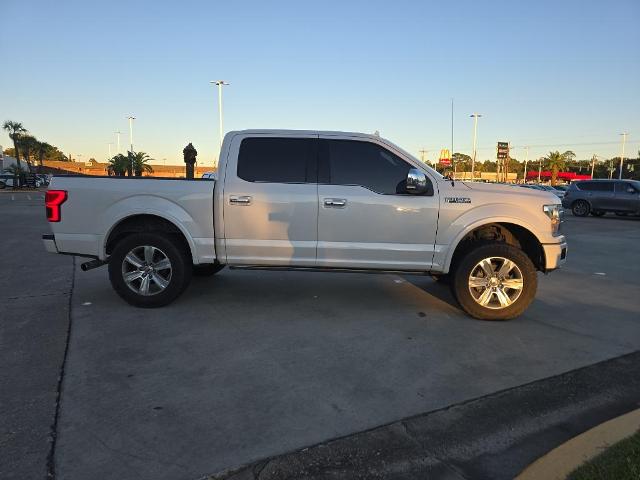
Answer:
[406,168,430,195]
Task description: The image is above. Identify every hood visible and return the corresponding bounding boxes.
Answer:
[458,181,561,204]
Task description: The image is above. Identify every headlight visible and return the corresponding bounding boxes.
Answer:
[543,204,563,235]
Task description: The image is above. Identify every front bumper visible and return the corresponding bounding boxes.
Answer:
[542,239,568,271]
[42,234,59,254]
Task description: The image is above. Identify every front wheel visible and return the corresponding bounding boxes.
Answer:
[572,200,590,217]
[452,244,538,320]
[108,232,192,307]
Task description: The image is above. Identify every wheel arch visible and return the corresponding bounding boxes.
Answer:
[105,214,195,263]
[445,221,545,274]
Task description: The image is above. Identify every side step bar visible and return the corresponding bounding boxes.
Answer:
[229,265,430,276]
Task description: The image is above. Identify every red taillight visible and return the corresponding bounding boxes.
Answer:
[45,190,67,222]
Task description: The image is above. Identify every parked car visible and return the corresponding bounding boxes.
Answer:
[42,129,567,320]
[562,179,640,217]
[520,184,564,199]
[0,174,16,189]
[201,171,217,180]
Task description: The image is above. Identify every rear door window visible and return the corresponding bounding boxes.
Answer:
[578,181,613,192]
[237,137,317,183]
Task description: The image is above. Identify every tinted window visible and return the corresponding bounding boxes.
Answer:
[577,181,614,192]
[237,137,316,183]
[323,140,412,194]
[615,182,636,193]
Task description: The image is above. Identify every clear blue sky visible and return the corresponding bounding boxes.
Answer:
[1,0,638,166]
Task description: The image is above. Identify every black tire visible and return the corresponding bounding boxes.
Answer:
[108,232,192,308]
[452,244,538,321]
[572,200,590,217]
[193,263,225,276]
[591,211,605,217]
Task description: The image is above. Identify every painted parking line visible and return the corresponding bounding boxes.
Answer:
[27,195,32,200]
[11,195,15,201]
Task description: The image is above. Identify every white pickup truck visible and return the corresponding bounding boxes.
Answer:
[43,130,567,320]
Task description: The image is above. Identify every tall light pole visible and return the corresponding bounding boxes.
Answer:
[538,157,543,183]
[114,131,122,154]
[210,80,230,165]
[126,116,136,153]
[470,113,482,179]
[619,132,628,179]
[523,146,530,182]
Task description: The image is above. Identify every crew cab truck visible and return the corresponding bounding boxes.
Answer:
[43,130,567,320]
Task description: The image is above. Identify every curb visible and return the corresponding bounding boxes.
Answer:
[516,408,640,480]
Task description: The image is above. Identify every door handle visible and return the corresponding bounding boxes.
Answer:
[324,198,347,208]
[230,195,252,205]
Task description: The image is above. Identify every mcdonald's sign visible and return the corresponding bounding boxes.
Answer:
[439,149,451,166]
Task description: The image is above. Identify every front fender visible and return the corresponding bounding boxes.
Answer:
[434,203,549,273]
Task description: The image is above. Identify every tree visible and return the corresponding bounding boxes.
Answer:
[19,135,39,171]
[452,152,472,172]
[3,121,27,170]
[36,141,52,172]
[128,151,154,176]
[543,150,575,185]
[107,154,129,177]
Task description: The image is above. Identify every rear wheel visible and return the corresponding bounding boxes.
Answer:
[572,200,590,217]
[108,232,192,307]
[452,244,537,320]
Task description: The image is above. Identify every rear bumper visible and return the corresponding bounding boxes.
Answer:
[542,240,568,271]
[42,234,59,254]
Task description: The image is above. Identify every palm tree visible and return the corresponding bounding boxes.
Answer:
[2,121,27,170]
[107,154,129,177]
[543,150,575,185]
[36,141,52,173]
[128,151,154,176]
[19,135,39,172]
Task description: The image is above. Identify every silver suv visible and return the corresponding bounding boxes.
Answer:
[562,179,640,217]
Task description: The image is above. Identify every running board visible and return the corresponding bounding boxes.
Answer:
[228,265,430,276]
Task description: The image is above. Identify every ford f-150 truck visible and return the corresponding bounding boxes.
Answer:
[42,130,567,320]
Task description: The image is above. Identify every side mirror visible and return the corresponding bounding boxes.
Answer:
[406,168,431,195]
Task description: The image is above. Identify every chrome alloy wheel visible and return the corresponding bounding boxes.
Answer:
[121,245,172,296]
[467,257,524,309]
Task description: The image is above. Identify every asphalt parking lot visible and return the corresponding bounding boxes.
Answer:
[2,191,639,480]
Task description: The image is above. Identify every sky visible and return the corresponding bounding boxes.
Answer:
[1,0,639,167]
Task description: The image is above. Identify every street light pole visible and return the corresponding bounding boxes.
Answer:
[470,113,482,179]
[538,157,542,183]
[619,132,628,179]
[126,116,136,153]
[210,80,230,166]
[523,146,529,182]
[114,131,122,154]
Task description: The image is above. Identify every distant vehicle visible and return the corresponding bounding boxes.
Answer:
[562,179,640,217]
[537,185,565,199]
[553,185,569,192]
[201,171,217,180]
[0,174,16,189]
[42,129,567,320]
[36,174,51,186]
